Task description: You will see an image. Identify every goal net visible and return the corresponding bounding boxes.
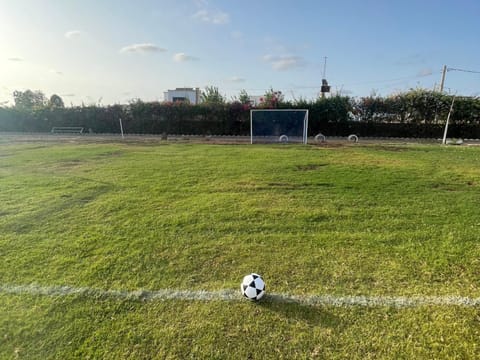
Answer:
[250,109,309,144]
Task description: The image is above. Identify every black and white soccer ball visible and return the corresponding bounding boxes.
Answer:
[241,273,266,301]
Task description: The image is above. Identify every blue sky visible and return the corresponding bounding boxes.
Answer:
[1,0,479,105]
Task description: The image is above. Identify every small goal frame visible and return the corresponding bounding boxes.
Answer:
[250,109,309,145]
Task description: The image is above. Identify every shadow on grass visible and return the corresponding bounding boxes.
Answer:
[257,294,340,328]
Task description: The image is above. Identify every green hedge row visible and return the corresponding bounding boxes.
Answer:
[0,103,249,135]
[1,91,480,138]
[315,122,480,139]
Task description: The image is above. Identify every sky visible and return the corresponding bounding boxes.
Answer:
[1,0,479,106]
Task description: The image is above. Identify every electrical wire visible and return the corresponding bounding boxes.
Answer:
[222,70,439,93]
[448,67,480,74]
[230,67,477,92]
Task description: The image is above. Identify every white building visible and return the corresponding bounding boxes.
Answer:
[248,96,263,106]
[164,88,201,104]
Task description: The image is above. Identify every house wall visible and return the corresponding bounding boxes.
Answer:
[164,88,201,104]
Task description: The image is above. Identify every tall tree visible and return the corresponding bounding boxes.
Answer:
[201,86,225,104]
[238,89,251,105]
[49,94,65,108]
[13,90,47,110]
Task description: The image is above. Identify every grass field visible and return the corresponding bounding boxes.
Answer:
[1,137,480,359]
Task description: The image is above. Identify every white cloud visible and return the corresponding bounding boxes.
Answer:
[8,57,24,62]
[49,69,63,75]
[263,54,306,71]
[173,53,198,62]
[120,43,167,54]
[262,54,274,62]
[64,30,82,39]
[227,76,246,83]
[192,9,230,24]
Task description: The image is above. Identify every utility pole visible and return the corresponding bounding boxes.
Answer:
[320,56,330,98]
[322,56,327,79]
[442,96,455,145]
[439,65,447,92]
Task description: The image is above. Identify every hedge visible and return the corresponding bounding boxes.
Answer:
[1,90,480,138]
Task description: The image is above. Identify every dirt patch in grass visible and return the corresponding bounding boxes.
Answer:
[55,159,85,168]
[95,150,125,158]
[295,164,328,171]
[311,142,351,148]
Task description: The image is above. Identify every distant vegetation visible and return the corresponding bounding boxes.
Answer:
[1,88,480,138]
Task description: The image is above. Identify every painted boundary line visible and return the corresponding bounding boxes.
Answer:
[1,284,480,308]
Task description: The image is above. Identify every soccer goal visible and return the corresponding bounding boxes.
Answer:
[250,109,309,144]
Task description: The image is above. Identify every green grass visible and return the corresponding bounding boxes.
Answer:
[1,138,480,358]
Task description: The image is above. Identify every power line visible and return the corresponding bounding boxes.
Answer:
[220,69,441,96]
[440,65,480,92]
[448,67,480,74]
[341,72,437,87]
[223,77,423,92]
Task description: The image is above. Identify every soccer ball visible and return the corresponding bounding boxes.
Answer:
[241,273,266,301]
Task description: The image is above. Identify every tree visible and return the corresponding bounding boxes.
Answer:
[13,90,47,110]
[238,89,251,105]
[201,86,225,104]
[49,94,65,108]
[401,89,448,124]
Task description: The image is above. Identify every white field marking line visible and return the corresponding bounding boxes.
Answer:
[1,284,480,307]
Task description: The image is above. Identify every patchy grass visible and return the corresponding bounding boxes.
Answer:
[1,139,480,358]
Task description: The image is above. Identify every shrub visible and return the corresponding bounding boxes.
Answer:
[1,89,479,138]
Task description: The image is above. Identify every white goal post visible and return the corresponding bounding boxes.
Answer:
[250,109,309,144]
